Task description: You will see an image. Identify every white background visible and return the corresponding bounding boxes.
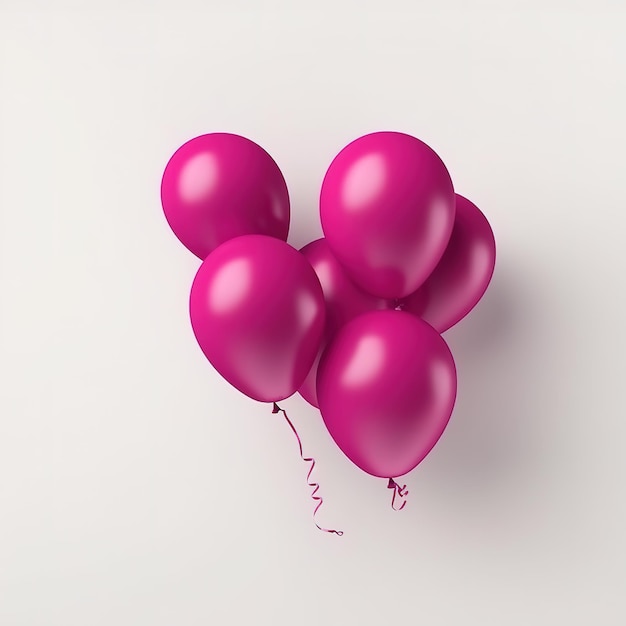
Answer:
[1,1,625,624]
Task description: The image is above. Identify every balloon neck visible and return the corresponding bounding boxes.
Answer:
[393,299,404,311]
[272,402,280,414]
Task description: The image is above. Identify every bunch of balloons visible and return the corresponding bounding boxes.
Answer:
[161,131,495,526]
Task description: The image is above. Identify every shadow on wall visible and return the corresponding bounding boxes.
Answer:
[275,252,559,531]
[421,255,552,505]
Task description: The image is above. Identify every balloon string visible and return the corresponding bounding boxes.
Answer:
[387,478,409,511]
[272,403,343,536]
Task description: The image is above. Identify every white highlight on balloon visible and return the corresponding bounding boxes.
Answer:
[209,258,251,315]
[270,189,286,220]
[341,334,386,388]
[313,260,334,295]
[179,152,218,203]
[296,290,319,329]
[430,357,455,413]
[469,239,492,278]
[341,153,387,212]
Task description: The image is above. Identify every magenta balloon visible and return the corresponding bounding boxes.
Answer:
[401,194,496,332]
[320,131,455,299]
[161,133,290,259]
[189,235,325,403]
[297,238,390,408]
[317,311,457,478]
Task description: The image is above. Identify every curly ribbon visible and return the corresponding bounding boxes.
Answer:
[272,403,343,536]
[387,478,409,511]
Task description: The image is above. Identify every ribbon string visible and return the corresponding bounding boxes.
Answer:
[272,403,343,536]
[387,478,409,511]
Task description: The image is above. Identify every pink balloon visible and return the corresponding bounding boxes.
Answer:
[297,238,390,408]
[189,235,325,403]
[162,133,290,259]
[400,194,496,332]
[320,131,455,299]
[317,311,457,478]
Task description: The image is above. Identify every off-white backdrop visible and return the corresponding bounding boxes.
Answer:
[1,1,625,624]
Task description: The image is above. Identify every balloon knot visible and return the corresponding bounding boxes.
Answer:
[387,478,409,510]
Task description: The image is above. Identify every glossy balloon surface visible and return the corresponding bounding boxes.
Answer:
[189,235,325,402]
[401,194,496,332]
[162,133,290,259]
[317,311,457,478]
[320,131,455,299]
[297,238,390,407]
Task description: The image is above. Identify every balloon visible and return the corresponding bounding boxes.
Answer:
[297,238,390,407]
[317,310,457,478]
[189,235,325,403]
[320,131,455,299]
[161,133,290,259]
[400,194,496,332]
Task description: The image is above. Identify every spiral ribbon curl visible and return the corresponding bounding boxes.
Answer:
[272,403,343,536]
[387,478,409,511]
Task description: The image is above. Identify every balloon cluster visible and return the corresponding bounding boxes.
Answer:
[162,131,495,525]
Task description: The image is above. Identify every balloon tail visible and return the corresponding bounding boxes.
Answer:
[272,403,343,536]
[387,478,409,511]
